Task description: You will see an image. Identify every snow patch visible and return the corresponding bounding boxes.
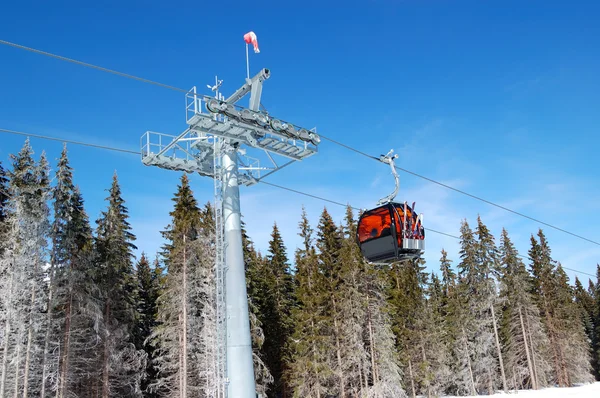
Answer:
[442,382,600,398]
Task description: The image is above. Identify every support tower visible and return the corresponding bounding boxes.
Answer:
[141,68,319,397]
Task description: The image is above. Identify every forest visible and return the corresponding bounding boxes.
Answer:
[0,139,599,398]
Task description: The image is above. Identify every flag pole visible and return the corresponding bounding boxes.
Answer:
[246,43,250,80]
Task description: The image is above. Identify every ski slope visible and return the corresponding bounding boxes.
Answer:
[444,382,600,397]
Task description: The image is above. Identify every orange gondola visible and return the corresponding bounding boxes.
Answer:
[356,150,425,264]
[357,201,424,263]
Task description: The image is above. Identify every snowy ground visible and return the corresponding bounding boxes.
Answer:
[442,382,600,397]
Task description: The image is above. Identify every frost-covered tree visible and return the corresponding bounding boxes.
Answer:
[475,216,507,393]
[150,174,220,397]
[0,160,8,243]
[418,272,453,397]
[387,258,427,398]
[457,218,497,394]
[574,276,596,375]
[95,173,146,397]
[0,140,50,397]
[253,222,295,398]
[529,230,594,386]
[337,207,372,397]
[594,265,600,380]
[498,228,551,390]
[42,145,101,398]
[135,253,161,397]
[288,208,329,398]
[243,221,274,396]
[316,207,352,397]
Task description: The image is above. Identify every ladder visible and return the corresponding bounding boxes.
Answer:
[213,136,227,398]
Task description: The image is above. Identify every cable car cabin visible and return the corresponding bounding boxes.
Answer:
[357,202,425,264]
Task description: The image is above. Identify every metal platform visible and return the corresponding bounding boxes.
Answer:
[185,88,318,162]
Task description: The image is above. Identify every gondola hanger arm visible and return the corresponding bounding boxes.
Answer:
[377,149,400,206]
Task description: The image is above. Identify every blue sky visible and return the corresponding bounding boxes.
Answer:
[0,0,598,283]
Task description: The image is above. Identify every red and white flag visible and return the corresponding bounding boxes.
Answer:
[244,31,260,53]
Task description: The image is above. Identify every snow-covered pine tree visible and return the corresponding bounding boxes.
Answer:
[387,257,427,398]
[553,263,594,385]
[442,247,476,396]
[41,144,101,398]
[151,174,201,397]
[187,210,220,398]
[150,174,220,397]
[0,160,8,245]
[135,253,161,397]
[60,186,103,398]
[529,229,594,386]
[475,216,507,393]
[594,265,600,380]
[574,276,596,374]
[95,173,146,397]
[498,228,551,391]
[419,272,453,397]
[242,220,274,395]
[0,140,50,397]
[315,207,351,397]
[335,207,370,397]
[259,222,295,398]
[288,208,329,398]
[0,160,10,395]
[456,218,496,395]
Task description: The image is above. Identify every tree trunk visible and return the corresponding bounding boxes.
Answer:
[102,301,110,398]
[182,237,188,398]
[41,264,56,398]
[490,303,508,392]
[13,332,22,398]
[462,328,476,396]
[0,272,14,397]
[524,310,540,388]
[332,298,345,398]
[542,296,562,385]
[58,292,73,398]
[420,344,431,398]
[311,318,321,398]
[307,269,321,398]
[407,357,416,398]
[366,294,378,385]
[519,306,537,389]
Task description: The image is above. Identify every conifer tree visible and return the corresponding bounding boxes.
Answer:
[151,173,201,396]
[387,257,427,398]
[242,220,273,395]
[420,272,453,397]
[0,160,8,242]
[336,207,371,397]
[574,277,596,363]
[42,145,101,397]
[457,218,497,394]
[316,207,349,396]
[529,230,594,386]
[498,228,551,390]
[136,253,161,397]
[475,216,507,393]
[150,174,220,397]
[0,140,50,397]
[95,172,146,397]
[440,247,476,396]
[594,265,600,379]
[259,222,295,398]
[288,208,329,398]
[554,264,594,384]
